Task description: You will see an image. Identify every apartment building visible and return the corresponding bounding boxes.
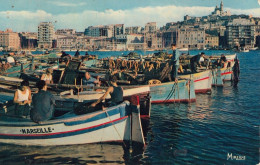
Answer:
[19,32,38,49]
[84,24,124,38]
[113,24,125,37]
[56,29,76,35]
[84,25,113,38]
[125,26,142,34]
[145,22,157,33]
[162,30,177,48]
[115,34,143,50]
[0,29,20,51]
[205,34,219,49]
[226,18,255,49]
[37,22,55,49]
[177,28,205,49]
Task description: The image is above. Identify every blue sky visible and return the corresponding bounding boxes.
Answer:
[0,0,259,32]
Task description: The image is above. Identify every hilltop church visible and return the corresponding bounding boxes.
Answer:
[211,1,231,16]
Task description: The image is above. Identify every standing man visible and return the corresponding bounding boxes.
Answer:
[30,80,55,123]
[171,44,180,81]
[74,50,80,57]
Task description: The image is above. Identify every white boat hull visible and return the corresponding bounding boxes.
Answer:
[179,70,212,93]
[0,102,144,146]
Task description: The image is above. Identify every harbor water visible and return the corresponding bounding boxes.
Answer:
[0,50,259,164]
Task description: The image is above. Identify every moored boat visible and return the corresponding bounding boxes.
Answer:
[56,86,151,118]
[179,70,212,94]
[0,99,145,146]
[147,79,195,103]
[211,54,239,86]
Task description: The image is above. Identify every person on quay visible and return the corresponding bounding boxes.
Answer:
[82,71,101,88]
[41,68,53,84]
[91,75,123,108]
[30,80,55,123]
[13,80,32,118]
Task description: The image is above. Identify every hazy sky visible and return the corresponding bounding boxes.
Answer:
[0,0,259,32]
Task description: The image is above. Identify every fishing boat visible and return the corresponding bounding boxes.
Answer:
[211,54,239,86]
[179,70,212,94]
[146,79,195,103]
[240,48,249,52]
[0,97,145,146]
[249,47,258,51]
[0,63,31,77]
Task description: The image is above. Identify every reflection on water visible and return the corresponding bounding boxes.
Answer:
[0,142,146,164]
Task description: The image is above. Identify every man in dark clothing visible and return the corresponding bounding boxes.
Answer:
[75,50,80,57]
[91,75,123,108]
[220,54,227,68]
[220,54,227,63]
[30,80,55,123]
[190,52,205,73]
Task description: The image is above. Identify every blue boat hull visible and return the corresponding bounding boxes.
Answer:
[148,79,196,103]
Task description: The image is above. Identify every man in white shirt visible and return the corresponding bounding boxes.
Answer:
[6,55,15,64]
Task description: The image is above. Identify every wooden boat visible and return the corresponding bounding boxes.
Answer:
[240,48,249,52]
[211,54,239,86]
[55,86,151,118]
[179,70,212,94]
[249,47,258,51]
[147,79,195,103]
[0,99,145,146]
[1,63,31,77]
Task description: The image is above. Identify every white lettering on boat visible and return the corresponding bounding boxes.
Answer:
[20,127,54,134]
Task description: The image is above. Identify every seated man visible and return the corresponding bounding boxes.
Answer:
[30,80,55,123]
[6,54,15,65]
[220,54,227,68]
[91,75,123,108]
[82,72,101,88]
[190,53,202,73]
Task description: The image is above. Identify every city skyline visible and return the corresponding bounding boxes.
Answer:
[0,0,260,32]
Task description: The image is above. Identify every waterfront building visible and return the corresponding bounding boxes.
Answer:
[19,32,38,49]
[56,36,77,50]
[113,24,125,37]
[56,36,93,50]
[115,34,143,50]
[162,30,177,49]
[226,18,255,49]
[255,21,260,48]
[125,26,142,34]
[84,25,112,38]
[144,22,157,33]
[205,34,219,49]
[177,28,205,49]
[0,29,20,51]
[37,22,55,49]
[56,29,76,35]
[84,24,124,38]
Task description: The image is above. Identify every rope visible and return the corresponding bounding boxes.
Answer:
[104,108,127,148]
[163,81,177,103]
